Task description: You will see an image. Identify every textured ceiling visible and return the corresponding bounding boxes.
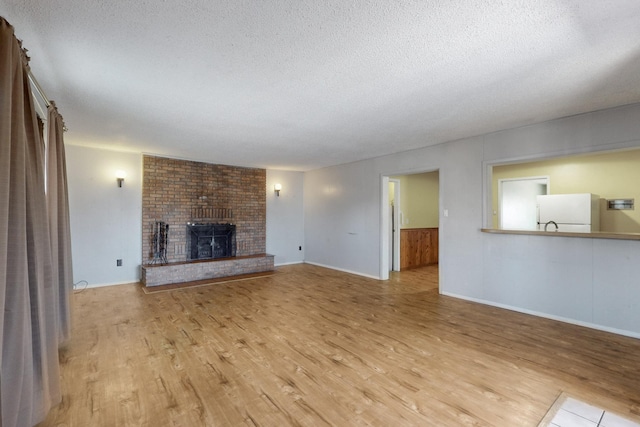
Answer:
[2,1,640,171]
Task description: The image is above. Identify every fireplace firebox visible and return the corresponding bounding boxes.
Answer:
[187,223,236,260]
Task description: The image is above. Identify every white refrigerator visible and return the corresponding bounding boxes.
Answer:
[536,193,600,232]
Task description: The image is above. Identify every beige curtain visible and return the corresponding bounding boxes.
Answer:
[1,17,62,426]
[47,102,73,344]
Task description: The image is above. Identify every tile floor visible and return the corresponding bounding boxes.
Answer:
[546,396,640,427]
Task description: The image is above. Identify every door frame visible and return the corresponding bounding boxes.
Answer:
[389,179,401,272]
[380,169,440,280]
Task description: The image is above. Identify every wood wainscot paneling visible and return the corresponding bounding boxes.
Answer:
[400,227,438,269]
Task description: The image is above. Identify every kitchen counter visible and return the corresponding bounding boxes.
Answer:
[481,228,640,241]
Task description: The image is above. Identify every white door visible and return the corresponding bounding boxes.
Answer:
[499,177,549,230]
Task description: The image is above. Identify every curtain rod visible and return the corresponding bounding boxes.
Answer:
[28,71,50,108]
[27,71,68,131]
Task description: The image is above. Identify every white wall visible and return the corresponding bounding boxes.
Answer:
[266,170,305,265]
[66,146,142,287]
[304,103,640,337]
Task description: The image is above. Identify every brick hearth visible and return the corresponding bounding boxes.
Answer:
[141,254,274,287]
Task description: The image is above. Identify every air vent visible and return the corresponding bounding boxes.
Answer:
[606,199,634,210]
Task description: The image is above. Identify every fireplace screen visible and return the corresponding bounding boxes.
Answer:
[187,223,236,260]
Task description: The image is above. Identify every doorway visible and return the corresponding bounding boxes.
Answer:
[380,170,440,282]
[389,179,400,272]
[498,176,549,230]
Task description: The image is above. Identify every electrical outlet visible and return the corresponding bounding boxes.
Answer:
[116,259,122,267]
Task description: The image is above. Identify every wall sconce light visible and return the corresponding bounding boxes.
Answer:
[274,183,282,197]
[116,170,126,188]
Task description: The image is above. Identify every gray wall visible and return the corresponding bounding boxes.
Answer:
[266,169,305,265]
[66,104,640,337]
[66,146,305,286]
[66,146,143,287]
[304,103,640,337]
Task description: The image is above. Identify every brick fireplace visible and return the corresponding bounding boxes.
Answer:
[140,155,273,286]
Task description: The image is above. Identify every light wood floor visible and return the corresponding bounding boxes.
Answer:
[39,264,640,426]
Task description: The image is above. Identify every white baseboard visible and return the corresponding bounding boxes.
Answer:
[274,260,304,267]
[74,280,140,290]
[442,291,640,340]
[303,261,381,280]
